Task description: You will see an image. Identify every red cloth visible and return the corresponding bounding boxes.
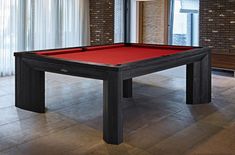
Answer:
[36,45,191,65]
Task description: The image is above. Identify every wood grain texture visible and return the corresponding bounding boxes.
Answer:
[103,71,123,144]
[186,53,211,104]
[123,79,133,98]
[212,53,235,70]
[15,56,45,113]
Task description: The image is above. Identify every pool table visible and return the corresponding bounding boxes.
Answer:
[14,43,211,144]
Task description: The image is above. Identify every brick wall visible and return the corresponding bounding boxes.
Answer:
[89,0,114,45]
[142,0,166,44]
[200,0,235,54]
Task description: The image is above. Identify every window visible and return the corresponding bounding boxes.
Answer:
[0,0,18,76]
[0,0,89,76]
[114,0,124,43]
[169,0,199,46]
[114,0,139,43]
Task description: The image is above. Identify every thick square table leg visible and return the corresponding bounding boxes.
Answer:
[103,73,123,144]
[186,53,211,104]
[15,57,45,113]
[123,79,132,98]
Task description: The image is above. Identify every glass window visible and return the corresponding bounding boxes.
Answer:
[114,0,124,43]
[0,0,89,76]
[170,0,199,46]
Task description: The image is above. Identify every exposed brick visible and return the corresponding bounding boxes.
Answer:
[89,0,114,45]
[200,0,235,54]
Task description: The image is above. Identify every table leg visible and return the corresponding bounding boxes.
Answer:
[15,57,45,113]
[103,73,123,144]
[123,79,132,98]
[186,53,211,104]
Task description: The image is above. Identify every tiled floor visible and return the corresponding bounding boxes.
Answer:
[0,66,235,155]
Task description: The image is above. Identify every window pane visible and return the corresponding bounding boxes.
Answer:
[114,0,124,43]
[171,0,199,46]
[0,0,89,76]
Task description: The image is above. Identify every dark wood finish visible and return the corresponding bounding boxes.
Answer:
[15,56,45,113]
[103,72,123,144]
[186,52,211,104]
[123,79,132,98]
[14,43,211,144]
[212,53,235,71]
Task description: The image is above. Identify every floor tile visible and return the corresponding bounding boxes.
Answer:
[0,67,235,154]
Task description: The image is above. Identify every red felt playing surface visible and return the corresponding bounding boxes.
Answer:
[36,45,192,65]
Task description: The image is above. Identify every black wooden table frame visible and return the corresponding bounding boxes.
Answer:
[14,43,211,144]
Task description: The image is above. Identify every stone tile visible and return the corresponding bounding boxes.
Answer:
[125,114,196,150]
[152,78,186,91]
[0,107,37,126]
[155,66,186,79]
[201,104,235,128]
[1,68,235,155]
[211,96,232,108]
[123,102,176,134]
[0,136,18,151]
[0,90,10,97]
[212,77,235,91]
[55,98,103,123]
[82,99,182,135]
[0,76,14,87]
[0,85,15,95]
[143,98,186,113]
[82,115,103,133]
[46,90,102,111]
[134,84,176,98]
[0,95,14,109]
[45,81,102,98]
[174,103,220,121]
[187,123,235,155]
[156,90,186,103]
[0,147,25,155]
[69,142,151,155]
[221,86,235,99]
[147,122,223,155]
[0,112,77,146]
[17,124,102,155]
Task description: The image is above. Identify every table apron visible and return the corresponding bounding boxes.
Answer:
[22,58,110,80]
[121,53,207,80]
